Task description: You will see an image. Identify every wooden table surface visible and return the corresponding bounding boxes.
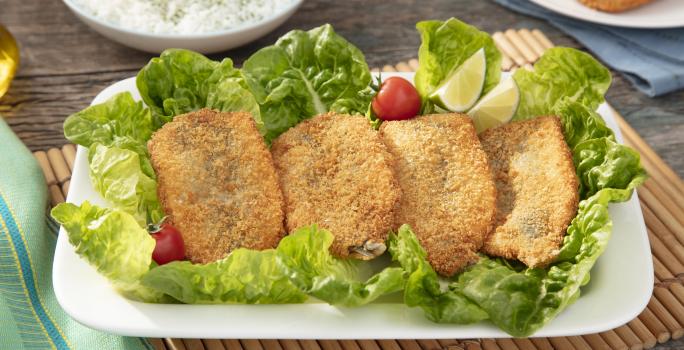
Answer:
[1,0,683,348]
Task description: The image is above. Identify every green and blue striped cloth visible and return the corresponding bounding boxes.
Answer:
[0,117,153,350]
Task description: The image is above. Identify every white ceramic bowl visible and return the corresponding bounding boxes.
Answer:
[62,0,304,54]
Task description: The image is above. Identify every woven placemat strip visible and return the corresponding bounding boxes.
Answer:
[33,28,684,350]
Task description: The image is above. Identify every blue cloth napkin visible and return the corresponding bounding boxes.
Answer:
[0,117,153,350]
[495,0,684,97]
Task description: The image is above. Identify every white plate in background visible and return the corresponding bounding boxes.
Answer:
[531,0,684,28]
[61,0,303,54]
[52,72,653,339]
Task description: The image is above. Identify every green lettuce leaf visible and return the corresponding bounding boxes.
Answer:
[554,98,614,147]
[388,225,488,323]
[87,144,164,226]
[141,249,307,304]
[572,137,646,200]
[136,48,263,131]
[276,225,405,307]
[242,24,372,141]
[414,18,501,113]
[51,201,165,302]
[512,47,611,120]
[63,92,156,177]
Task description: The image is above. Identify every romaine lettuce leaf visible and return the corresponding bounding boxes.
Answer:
[141,249,306,304]
[242,24,372,142]
[51,201,165,302]
[87,144,164,226]
[388,225,488,323]
[572,137,646,200]
[136,49,263,131]
[63,92,156,177]
[414,18,501,113]
[554,98,614,147]
[513,47,611,120]
[276,225,405,307]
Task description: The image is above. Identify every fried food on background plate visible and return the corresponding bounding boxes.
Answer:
[148,109,285,264]
[480,116,579,268]
[578,0,654,12]
[271,113,401,260]
[379,114,497,276]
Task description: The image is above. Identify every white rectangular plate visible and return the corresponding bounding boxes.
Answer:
[53,72,653,339]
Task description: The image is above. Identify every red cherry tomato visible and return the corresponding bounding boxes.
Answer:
[151,224,185,265]
[371,77,421,121]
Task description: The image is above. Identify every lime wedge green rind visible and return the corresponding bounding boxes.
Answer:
[428,48,486,112]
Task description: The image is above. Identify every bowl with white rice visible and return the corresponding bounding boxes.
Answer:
[62,0,303,54]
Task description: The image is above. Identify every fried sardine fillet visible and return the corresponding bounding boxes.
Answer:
[480,116,579,268]
[148,109,285,264]
[379,114,497,276]
[271,113,401,260]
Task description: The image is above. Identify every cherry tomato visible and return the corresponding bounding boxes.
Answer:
[371,77,421,121]
[151,223,185,265]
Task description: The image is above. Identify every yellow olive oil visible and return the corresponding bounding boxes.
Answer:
[0,25,19,99]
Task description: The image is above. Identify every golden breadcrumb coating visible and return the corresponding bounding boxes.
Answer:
[148,109,285,264]
[379,114,497,276]
[480,116,579,268]
[579,0,653,12]
[271,113,401,260]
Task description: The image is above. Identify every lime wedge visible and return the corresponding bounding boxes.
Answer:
[429,48,486,112]
[467,77,520,133]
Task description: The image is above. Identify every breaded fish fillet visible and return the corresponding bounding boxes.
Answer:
[480,116,579,268]
[148,109,285,264]
[271,113,401,260]
[379,114,497,276]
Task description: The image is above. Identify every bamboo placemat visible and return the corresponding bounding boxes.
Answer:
[35,29,684,350]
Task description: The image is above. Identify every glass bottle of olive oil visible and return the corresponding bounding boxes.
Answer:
[0,24,19,99]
